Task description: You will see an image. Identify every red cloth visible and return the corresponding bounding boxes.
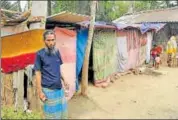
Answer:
[151,48,157,56]
[151,46,162,56]
[1,53,36,73]
[155,46,162,54]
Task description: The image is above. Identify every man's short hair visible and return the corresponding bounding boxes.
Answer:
[43,30,56,40]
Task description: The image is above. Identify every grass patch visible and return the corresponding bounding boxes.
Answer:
[2,107,42,119]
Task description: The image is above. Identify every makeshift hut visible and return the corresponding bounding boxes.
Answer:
[113,24,152,72]
[76,21,162,87]
[113,7,178,51]
[1,10,90,111]
[1,9,45,111]
[92,23,118,87]
[112,6,177,66]
[76,21,118,87]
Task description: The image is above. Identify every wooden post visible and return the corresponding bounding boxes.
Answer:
[28,0,31,9]
[81,1,97,96]
[47,0,52,16]
[128,1,134,14]
[16,70,24,109]
[28,1,47,113]
[29,1,47,30]
[1,72,4,105]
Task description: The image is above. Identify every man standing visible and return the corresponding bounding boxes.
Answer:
[34,30,68,119]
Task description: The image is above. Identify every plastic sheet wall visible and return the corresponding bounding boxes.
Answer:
[54,27,76,100]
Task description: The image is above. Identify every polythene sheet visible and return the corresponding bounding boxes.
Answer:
[92,29,118,84]
[76,28,89,90]
[146,32,153,63]
[117,29,147,71]
[54,27,76,100]
[116,36,128,72]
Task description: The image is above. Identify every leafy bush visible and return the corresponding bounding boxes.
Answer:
[2,107,42,119]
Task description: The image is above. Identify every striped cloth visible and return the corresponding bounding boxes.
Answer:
[42,88,68,119]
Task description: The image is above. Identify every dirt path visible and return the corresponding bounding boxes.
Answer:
[68,67,178,119]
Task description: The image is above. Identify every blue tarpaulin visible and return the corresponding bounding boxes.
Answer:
[115,23,141,30]
[140,23,166,34]
[115,23,166,34]
[76,28,88,91]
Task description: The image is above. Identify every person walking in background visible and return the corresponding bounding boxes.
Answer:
[34,30,69,119]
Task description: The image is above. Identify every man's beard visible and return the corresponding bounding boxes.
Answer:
[44,45,58,56]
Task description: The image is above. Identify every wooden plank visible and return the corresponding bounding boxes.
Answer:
[17,70,24,109]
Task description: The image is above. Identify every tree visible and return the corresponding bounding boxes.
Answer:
[128,1,134,13]
[1,1,21,19]
[17,0,22,12]
[52,1,176,22]
[165,0,170,8]
[95,1,129,22]
[48,0,51,16]
[27,0,31,9]
[1,1,19,11]
[76,1,90,15]
[81,1,97,96]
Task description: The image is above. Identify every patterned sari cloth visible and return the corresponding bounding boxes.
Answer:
[42,88,68,119]
[166,36,177,67]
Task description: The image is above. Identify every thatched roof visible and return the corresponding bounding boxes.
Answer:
[1,9,31,26]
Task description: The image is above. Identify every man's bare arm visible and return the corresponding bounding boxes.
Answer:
[35,71,47,101]
[60,65,66,83]
[60,65,69,88]
[35,71,42,94]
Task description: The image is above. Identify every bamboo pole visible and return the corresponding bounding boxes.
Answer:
[81,1,97,96]
[1,9,20,14]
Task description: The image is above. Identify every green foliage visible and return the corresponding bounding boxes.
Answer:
[49,1,178,21]
[134,1,150,12]
[52,1,90,15]
[1,1,20,12]
[3,1,178,21]
[51,1,177,22]
[2,107,41,119]
[97,1,129,22]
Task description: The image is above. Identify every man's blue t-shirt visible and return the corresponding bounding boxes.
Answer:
[34,48,63,89]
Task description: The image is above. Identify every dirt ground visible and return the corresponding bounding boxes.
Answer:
[68,67,178,119]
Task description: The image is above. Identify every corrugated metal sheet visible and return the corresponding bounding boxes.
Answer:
[113,7,178,24]
[47,11,90,23]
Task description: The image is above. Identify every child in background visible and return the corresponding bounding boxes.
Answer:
[151,44,158,67]
[155,54,161,69]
